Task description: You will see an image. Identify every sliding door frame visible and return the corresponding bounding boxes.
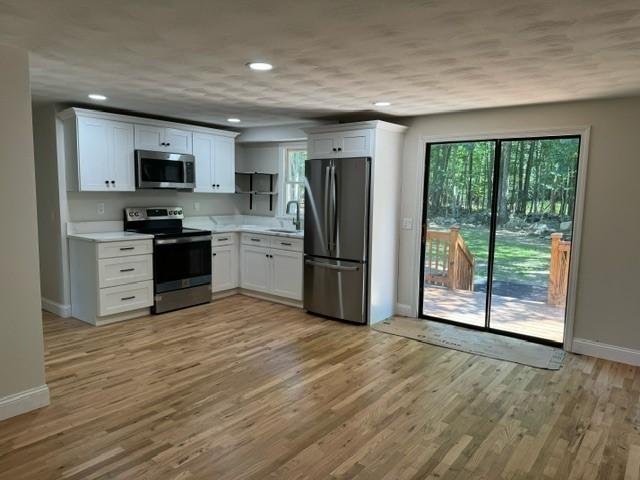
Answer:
[412,127,591,351]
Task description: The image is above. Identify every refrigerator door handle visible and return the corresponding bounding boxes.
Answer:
[331,164,338,254]
[305,259,360,271]
[324,164,332,256]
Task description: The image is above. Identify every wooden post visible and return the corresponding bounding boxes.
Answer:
[448,227,459,289]
[548,233,562,305]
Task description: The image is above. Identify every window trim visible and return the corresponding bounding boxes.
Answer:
[278,143,307,218]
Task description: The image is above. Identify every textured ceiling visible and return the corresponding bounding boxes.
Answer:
[1,0,640,126]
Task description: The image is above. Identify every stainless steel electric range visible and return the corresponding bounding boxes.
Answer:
[124,207,211,314]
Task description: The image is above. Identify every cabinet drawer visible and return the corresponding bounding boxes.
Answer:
[212,233,237,246]
[269,237,303,252]
[98,254,153,288]
[241,233,271,246]
[98,280,153,316]
[98,240,152,259]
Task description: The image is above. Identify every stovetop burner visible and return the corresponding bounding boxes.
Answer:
[123,207,210,238]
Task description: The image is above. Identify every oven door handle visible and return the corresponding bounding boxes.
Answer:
[155,235,212,245]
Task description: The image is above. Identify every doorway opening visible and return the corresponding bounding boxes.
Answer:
[419,136,581,346]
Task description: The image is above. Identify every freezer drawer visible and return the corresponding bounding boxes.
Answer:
[303,256,367,324]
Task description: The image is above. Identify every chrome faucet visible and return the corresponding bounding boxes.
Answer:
[286,200,301,230]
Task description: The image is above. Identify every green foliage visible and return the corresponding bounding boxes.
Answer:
[427,138,580,220]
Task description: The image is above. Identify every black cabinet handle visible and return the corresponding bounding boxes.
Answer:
[250,238,260,242]
[337,147,342,151]
[119,247,135,251]
[121,296,135,301]
[111,180,115,184]
[119,268,135,272]
[212,253,217,257]
[265,254,269,258]
[332,147,337,152]
[218,237,228,241]
[105,180,109,185]
[281,242,292,246]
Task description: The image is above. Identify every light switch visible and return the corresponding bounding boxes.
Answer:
[401,217,413,230]
[97,203,105,215]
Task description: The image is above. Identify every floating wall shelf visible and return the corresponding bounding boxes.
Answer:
[235,171,278,210]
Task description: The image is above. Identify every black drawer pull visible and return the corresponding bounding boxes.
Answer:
[218,237,229,241]
[212,253,217,257]
[119,247,135,251]
[250,238,261,242]
[119,268,135,272]
[121,296,136,301]
[281,242,292,246]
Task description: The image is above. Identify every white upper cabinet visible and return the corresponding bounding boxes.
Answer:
[60,108,239,193]
[193,133,236,193]
[134,124,192,154]
[76,116,135,192]
[308,133,338,158]
[307,128,372,159]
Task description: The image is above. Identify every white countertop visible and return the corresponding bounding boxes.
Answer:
[208,225,303,239]
[67,231,155,242]
[67,216,304,242]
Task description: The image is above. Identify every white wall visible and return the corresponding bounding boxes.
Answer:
[235,142,302,217]
[397,97,640,352]
[33,104,65,306]
[0,44,48,417]
[66,191,238,221]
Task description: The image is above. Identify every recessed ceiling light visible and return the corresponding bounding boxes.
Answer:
[227,118,241,123]
[88,94,107,101]
[247,62,273,71]
[373,101,391,107]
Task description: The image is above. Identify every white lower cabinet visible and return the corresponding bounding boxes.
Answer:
[69,238,154,325]
[270,249,303,300]
[239,236,303,301]
[212,244,239,292]
[240,245,271,293]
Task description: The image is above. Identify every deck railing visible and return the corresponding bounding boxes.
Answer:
[548,232,571,306]
[424,227,475,291]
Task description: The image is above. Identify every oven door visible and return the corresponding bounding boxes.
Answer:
[136,150,195,189]
[154,236,212,293]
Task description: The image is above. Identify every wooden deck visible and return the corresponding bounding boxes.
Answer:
[423,285,565,343]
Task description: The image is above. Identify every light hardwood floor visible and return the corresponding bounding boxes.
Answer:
[1,295,639,479]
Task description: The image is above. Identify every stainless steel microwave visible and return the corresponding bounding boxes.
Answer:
[135,150,195,189]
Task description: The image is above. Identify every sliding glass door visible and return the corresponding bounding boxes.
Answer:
[419,135,581,345]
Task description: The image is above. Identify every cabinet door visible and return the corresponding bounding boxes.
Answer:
[240,245,270,293]
[270,249,303,300]
[77,117,112,191]
[164,128,192,154]
[213,136,236,193]
[308,133,337,159]
[212,245,238,292]
[337,129,372,157]
[134,124,163,150]
[193,133,214,193]
[110,122,135,191]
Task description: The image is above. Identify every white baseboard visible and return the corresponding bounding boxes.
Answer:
[572,338,640,367]
[42,297,71,318]
[395,303,415,317]
[0,385,50,422]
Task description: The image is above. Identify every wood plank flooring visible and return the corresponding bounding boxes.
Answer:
[0,294,639,479]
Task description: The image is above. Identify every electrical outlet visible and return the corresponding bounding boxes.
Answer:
[97,203,105,215]
[194,201,200,212]
[401,217,413,230]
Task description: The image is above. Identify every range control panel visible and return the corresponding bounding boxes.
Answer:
[124,207,184,221]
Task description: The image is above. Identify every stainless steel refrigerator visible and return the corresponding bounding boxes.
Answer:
[303,156,371,324]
